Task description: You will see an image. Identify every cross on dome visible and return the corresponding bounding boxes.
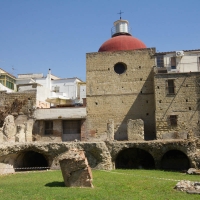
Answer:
[117,10,124,20]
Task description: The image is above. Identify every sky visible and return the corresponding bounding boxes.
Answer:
[0,0,200,81]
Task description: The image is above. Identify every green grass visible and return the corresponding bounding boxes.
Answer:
[0,169,200,200]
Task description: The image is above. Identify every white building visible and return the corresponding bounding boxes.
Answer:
[16,69,86,108]
[155,49,200,73]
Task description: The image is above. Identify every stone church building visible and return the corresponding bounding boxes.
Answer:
[86,19,200,142]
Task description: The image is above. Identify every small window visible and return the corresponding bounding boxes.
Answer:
[171,57,176,69]
[167,79,175,94]
[156,55,164,68]
[169,115,178,126]
[45,121,53,135]
[114,62,127,74]
[53,86,60,92]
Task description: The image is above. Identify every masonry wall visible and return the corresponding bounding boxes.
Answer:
[86,48,156,141]
[154,72,200,139]
[0,90,36,126]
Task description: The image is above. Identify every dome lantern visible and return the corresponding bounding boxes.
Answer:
[111,19,131,37]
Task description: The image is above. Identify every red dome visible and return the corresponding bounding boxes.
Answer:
[98,35,146,52]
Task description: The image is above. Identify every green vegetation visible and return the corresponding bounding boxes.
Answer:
[0,169,200,200]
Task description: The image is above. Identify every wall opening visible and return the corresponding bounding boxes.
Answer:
[15,151,49,171]
[115,148,155,169]
[161,150,190,171]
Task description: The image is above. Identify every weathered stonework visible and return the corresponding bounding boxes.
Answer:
[107,119,114,141]
[15,124,26,142]
[59,149,93,187]
[86,48,156,141]
[0,139,199,174]
[3,115,16,142]
[0,90,36,127]
[25,119,34,142]
[154,72,200,139]
[0,142,113,173]
[127,119,144,140]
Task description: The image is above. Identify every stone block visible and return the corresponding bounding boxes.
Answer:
[59,149,93,187]
[15,124,26,142]
[0,163,15,174]
[0,128,3,142]
[107,119,114,141]
[25,119,34,142]
[127,119,144,140]
[3,115,16,142]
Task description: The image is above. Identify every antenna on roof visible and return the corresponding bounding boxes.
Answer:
[117,10,124,20]
[11,66,17,76]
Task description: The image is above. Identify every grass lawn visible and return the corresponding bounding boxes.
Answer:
[0,169,200,200]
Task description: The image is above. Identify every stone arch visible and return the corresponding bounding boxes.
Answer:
[161,150,190,171]
[14,150,49,171]
[115,148,155,169]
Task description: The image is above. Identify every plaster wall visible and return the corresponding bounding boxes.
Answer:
[160,52,200,72]
[34,107,86,120]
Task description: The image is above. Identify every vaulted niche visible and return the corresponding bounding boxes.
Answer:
[115,148,155,169]
[161,150,190,171]
[114,62,127,74]
[15,151,49,171]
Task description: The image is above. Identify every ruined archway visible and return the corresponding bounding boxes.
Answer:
[161,150,190,171]
[15,151,49,171]
[115,148,155,169]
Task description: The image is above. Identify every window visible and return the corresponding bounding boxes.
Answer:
[167,79,175,94]
[156,55,164,68]
[54,86,60,92]
[169,115,178,126]
[171,57,176,69]
[114,62,127,74]
[6,81,14,89]
[63,120,80,134]
[44,121,53,135]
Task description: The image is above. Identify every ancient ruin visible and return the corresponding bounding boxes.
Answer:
[0,18,200,174]
[59,149,93,187]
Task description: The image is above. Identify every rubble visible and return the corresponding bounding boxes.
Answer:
[59,149,93,187]
[187,168,200,175]
[174,180,200,194]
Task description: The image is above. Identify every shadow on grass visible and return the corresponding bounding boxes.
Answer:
[45,181,65,187]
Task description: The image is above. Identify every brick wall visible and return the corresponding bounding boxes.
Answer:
[86,48,156,141]
[154,72,200,139]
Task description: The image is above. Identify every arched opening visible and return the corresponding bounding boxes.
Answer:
[161,150,190,171]
[15,151,49,171]
[115,148,155,169]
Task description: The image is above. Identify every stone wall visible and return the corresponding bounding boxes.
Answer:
[86,48,156,141]
[0,139,199,173]
[0,90,36,127]
[154,72,200,139]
